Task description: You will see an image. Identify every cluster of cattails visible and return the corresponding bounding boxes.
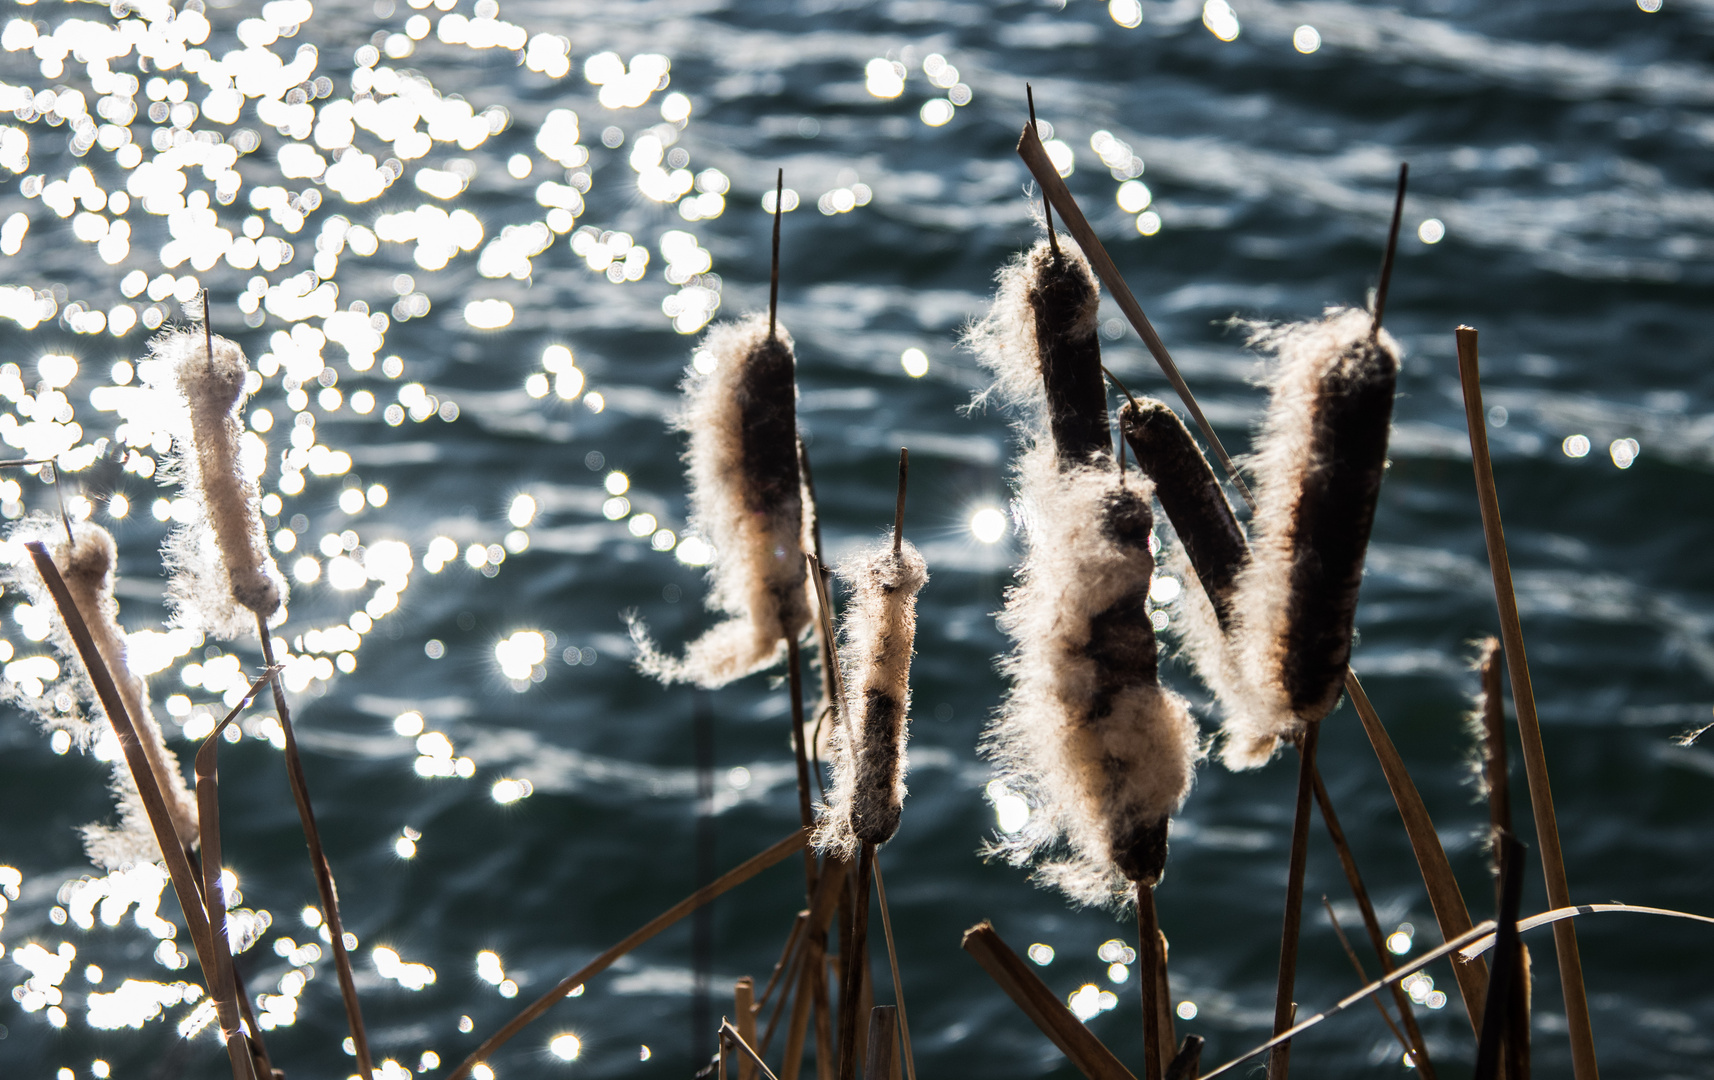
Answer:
[972,238,1201,904]
[630,314,815,688]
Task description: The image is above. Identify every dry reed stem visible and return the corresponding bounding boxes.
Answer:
[737,977,758,1080]
[1135,887,1166,1080]
[1165,1036,1203,1080]
[1475,639,1530,1079]
[1319,896,1414,1065]
[780,941,817,1080]
[256,617,370,1079]
[961,921,1139,1080]
[864,1006,897,1080]
[837,843,876,1080]
[1266,724,1320,1080]
[1199,916,1502,1079]
[870,857,916,1080]
[1015,120,1251,507]
[23,542,253,1080]
[812,946,836,1080]
[724,1019,785,1080]
[1310,768,1435,1077]
[1345,672,1487,1030]
[449,828,809,1079]
[766,860,849,1054]
[1455,326,1598,1080]
[194,669,279,1080]
[1459,902,1714,959]
[1472,835,1527,1080]
[762,931,810,1057]
[786,634,818,897]
[760,912,809,1011]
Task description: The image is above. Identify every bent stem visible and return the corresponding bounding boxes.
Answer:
[1456,326,1597,1080]
[25,542,254,1080]
[256,616,371,1080]
[452,829,809,1080]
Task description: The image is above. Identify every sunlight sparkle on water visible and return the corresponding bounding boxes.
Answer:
[1562,434,1591,458]
[550,1034,583,1060]
[1293,25,1321,53]
[901,348,929,377]
[1418,218,1446,244]
[970,508,1007,544]
[1027,943,1054,965]
[1177,1001,1198,1020]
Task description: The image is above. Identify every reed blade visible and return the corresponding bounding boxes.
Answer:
[863,1006,897,1080]
[451,829,808,1080]
[1455,326,1598,1080]
[961,921,1138,1080]
[1473,835,1527,1080]
[257,617,371,1079]
[1459,902,1714,960]
[24,543,254,1080]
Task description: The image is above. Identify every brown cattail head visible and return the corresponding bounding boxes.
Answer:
[1219,308,1399,768]
[631,315,812,687]
[1120,397,1248,629]
[814,540,928,857]
[967,238,1110,467]
[983,448,1202,902]
[154,329,286,639]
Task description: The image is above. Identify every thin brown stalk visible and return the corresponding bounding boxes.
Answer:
[760,912,809,1010]
[766,860,849,1054]
[780,942,817,1080]
[870,857,916,1080]
[805,556,847,729]
[1024,87,1060,263]
[812,945,836,1080]
[763,928,812,1057]
[450,829,808,1079]
[892,448,908,555]
[194,670,278,1080]
[1310,768,1435,1077]
[23,543,253,1080]
[863,1006,897,1080]
[724,1020,786,1080]
[1475,639,1530,1080]
[1135,887,1165,1080]
[736,977,759,1080]
[837,843,876,1080]
[1455,326,1597,1080]
[961,921,1139,1080]
[1345,673,1487,1031]
[785,634,819,897]
[256,617,370,1079]
[1266,723,1320,1080]
[1198,917,1501,1080]
[769,170,783,342]
[1370,165,1408,339]
[1319,896,1413,1064]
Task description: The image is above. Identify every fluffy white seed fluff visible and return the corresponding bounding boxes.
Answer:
[3,519,197,867]
[632,315,813,687]
[1217,307,1399,768]
[814,539,928,858]
[983,448,1202,907]
[155,330,286,640]
[964,236,1101,426]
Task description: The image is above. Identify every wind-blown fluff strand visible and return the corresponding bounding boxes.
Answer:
[631,315,812,687]
[3,520,198,867]
[155,330,286,640]
[1219,307,1399,768]
[984,448,1201,904]
[813,539,927,858]
[967,238,1110,465]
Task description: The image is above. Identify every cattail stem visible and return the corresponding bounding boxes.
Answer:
[257,617,371,1080]
[870,857,915,1080]
[1136,886,1166,1080]
[1025,86,1061,263]
[1266,722,1320,1080]
[1371,165,1408,339]
[1456,326,1597,1080]
[1472,835,1527,1080]
[1320,896,1416,1068]
[1310,768,1435,1078]
[892,449,908,555]
[837,842,875,1080]
[770,170,784,342]
[786,634,818,895]
[24,543,253,1080]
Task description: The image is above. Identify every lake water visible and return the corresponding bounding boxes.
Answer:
[1,0,1712,1077]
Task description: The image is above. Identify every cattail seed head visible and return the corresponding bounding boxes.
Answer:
[814,540,928,858]
[1218,308,1399,768]
[153,329,286,639]
[631,315,812,687]
[984,448,1202,903]
[967,238,1110,467]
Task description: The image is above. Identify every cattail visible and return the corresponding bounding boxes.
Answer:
[968,238,1109,467]
[984,448,1201,901]
[1219,307,1399,768]
[1119,397,1248,628]
[631,314,812,687]
[154,329,286,639]
[3,519,198,866]
[814,539,927,858]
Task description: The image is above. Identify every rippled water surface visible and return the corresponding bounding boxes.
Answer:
[2,0,1714,1077]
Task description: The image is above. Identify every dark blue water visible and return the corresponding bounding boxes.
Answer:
[2,1,1713,1077]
